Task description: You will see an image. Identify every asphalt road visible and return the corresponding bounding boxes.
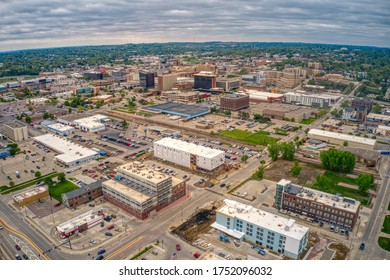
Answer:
[353,155,390,260]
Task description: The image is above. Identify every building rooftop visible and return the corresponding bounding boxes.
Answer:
[279,179,360,213]
[308,128,376,146]
[47,123,74,132]
[13,185,48,203]
[56,210,101,233]
[155,137,225,159]
[367,113,390,122]
[147,102,210,119]
[103,179,152,203]
[286,92,340,100]
[116,162,171,185]
[339,146,380,162]
[33,134,98,164]
[245,90,284,98]
[4,121,26,129]
[217,199,309,240]
[63,180,103,200]
[222,93,248,99]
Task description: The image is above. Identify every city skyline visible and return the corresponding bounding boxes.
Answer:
[0,0,389,52]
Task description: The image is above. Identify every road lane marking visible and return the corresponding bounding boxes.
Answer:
[105,236,143,260]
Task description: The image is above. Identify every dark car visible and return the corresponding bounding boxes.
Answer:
[220,183,226,188]
[15,254,22,260]
[96,255,104,260]
[359,243,365,251]
[15,245,21,251]
[97,249,106,255]
[22,254,29,260]
[105,232,113,237]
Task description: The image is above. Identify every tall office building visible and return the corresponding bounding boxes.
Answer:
[157,74,178,92]
[139,70,155,89]
[3,121,28,142]
[194,72,216,90]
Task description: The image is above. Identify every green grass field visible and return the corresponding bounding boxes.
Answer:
[219,129,278,146]
[310,171,368,205]
[1,172,58,195]
[382,216,390,234]
[49,180,79,203]
[378,237,390,252]
[300,118,316,125]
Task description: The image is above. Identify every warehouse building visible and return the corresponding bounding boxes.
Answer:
[154,138,225,171]
[275,179,360,230]
[102,162,186,219]
[2,121,28,142]
[73,114,109,132]
[212,199,309,259]
[307,128,376,149]
[33,134,99,167]
[147,102,210,120]
[13,185,49,206]
[46,123,75,136]
[285,92,340,107]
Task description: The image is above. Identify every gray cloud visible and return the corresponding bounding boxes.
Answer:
[0,0,389,51]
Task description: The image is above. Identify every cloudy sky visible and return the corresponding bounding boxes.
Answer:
[0,0,389,51]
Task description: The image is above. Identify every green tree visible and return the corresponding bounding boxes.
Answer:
[260,160,266,165]
[314,175,332,192]
[267,142,280,161]
[122,120,129,129]
[280,142,296,161]
[25,116,32,124]
[43,112,50,119]
[290,161,302,177]
[138,99,148,105]
[372,104,381,114]
[253,114,270,123]
[224,110,232,117]
[95,100,105,108]
[44,177,54,187]
[343,141,348,146]
[35,171,42,178]
[304,128,309,135]
[356,173,374,195]
[9,181,15,187]
[340,100,350,108]
[57,172,66,182]
[241,154,249,163]
[320,149,356,173]
[253,167,264,180]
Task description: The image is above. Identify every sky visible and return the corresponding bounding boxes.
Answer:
[0,0,389,52]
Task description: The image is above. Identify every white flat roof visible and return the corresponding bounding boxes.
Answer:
[308,129,376,146]
[13,186,48,202]
[47,123,74,132]
[244,90,284,98]
[33,134,98,164]
[56,210,101,232]
[367,113,390,121]
[217,199,309,240]
[116,162,171,185]
[286,92,340,100]
[155,137,225,159]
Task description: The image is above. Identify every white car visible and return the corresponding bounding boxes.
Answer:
[89,239,96,244]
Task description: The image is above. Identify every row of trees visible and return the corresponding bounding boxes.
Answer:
[267,141,296,161]
[319,149,356,173]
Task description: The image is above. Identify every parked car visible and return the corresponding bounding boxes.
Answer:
[15,245,21,251]
[97,249,106,255]
[193,252,200,258]
[359,243,365,251]
[22,254,29,260]
[176,244,181,251]
[107,225,114,230]
[15,254,22,260]
[96,255,104,260]
[105,232,113,237]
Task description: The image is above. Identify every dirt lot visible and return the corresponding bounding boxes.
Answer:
[264,160,324,186]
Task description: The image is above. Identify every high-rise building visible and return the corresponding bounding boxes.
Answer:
[139,70,155,89]
[351,98,374,112]
[3,121,28,142]
[216,77,242,91]
[194,72,216,90]
[102,162,186,219]
[157,74,178,92]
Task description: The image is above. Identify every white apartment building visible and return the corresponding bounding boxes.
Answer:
[154,138,225,171]
[212,199,309,259]
[285,92,340,108]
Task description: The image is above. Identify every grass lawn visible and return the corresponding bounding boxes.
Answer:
[310,171,368,205]
[300,118,316,125]
[378,237,390,252]
[382,215,390,234]
[219,129,278,146]
[49,180,79,203]
[1,172,58,195]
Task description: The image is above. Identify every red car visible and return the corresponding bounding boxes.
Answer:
[193,253,200,258]
[176,244,181,251]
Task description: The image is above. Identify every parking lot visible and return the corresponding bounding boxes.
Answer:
[230,179,276,207]
[0,139,58,185]
[26,196,64,219]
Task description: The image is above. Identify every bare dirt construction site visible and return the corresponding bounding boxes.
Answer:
[172,201,222,242]
[264,160,324,186]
